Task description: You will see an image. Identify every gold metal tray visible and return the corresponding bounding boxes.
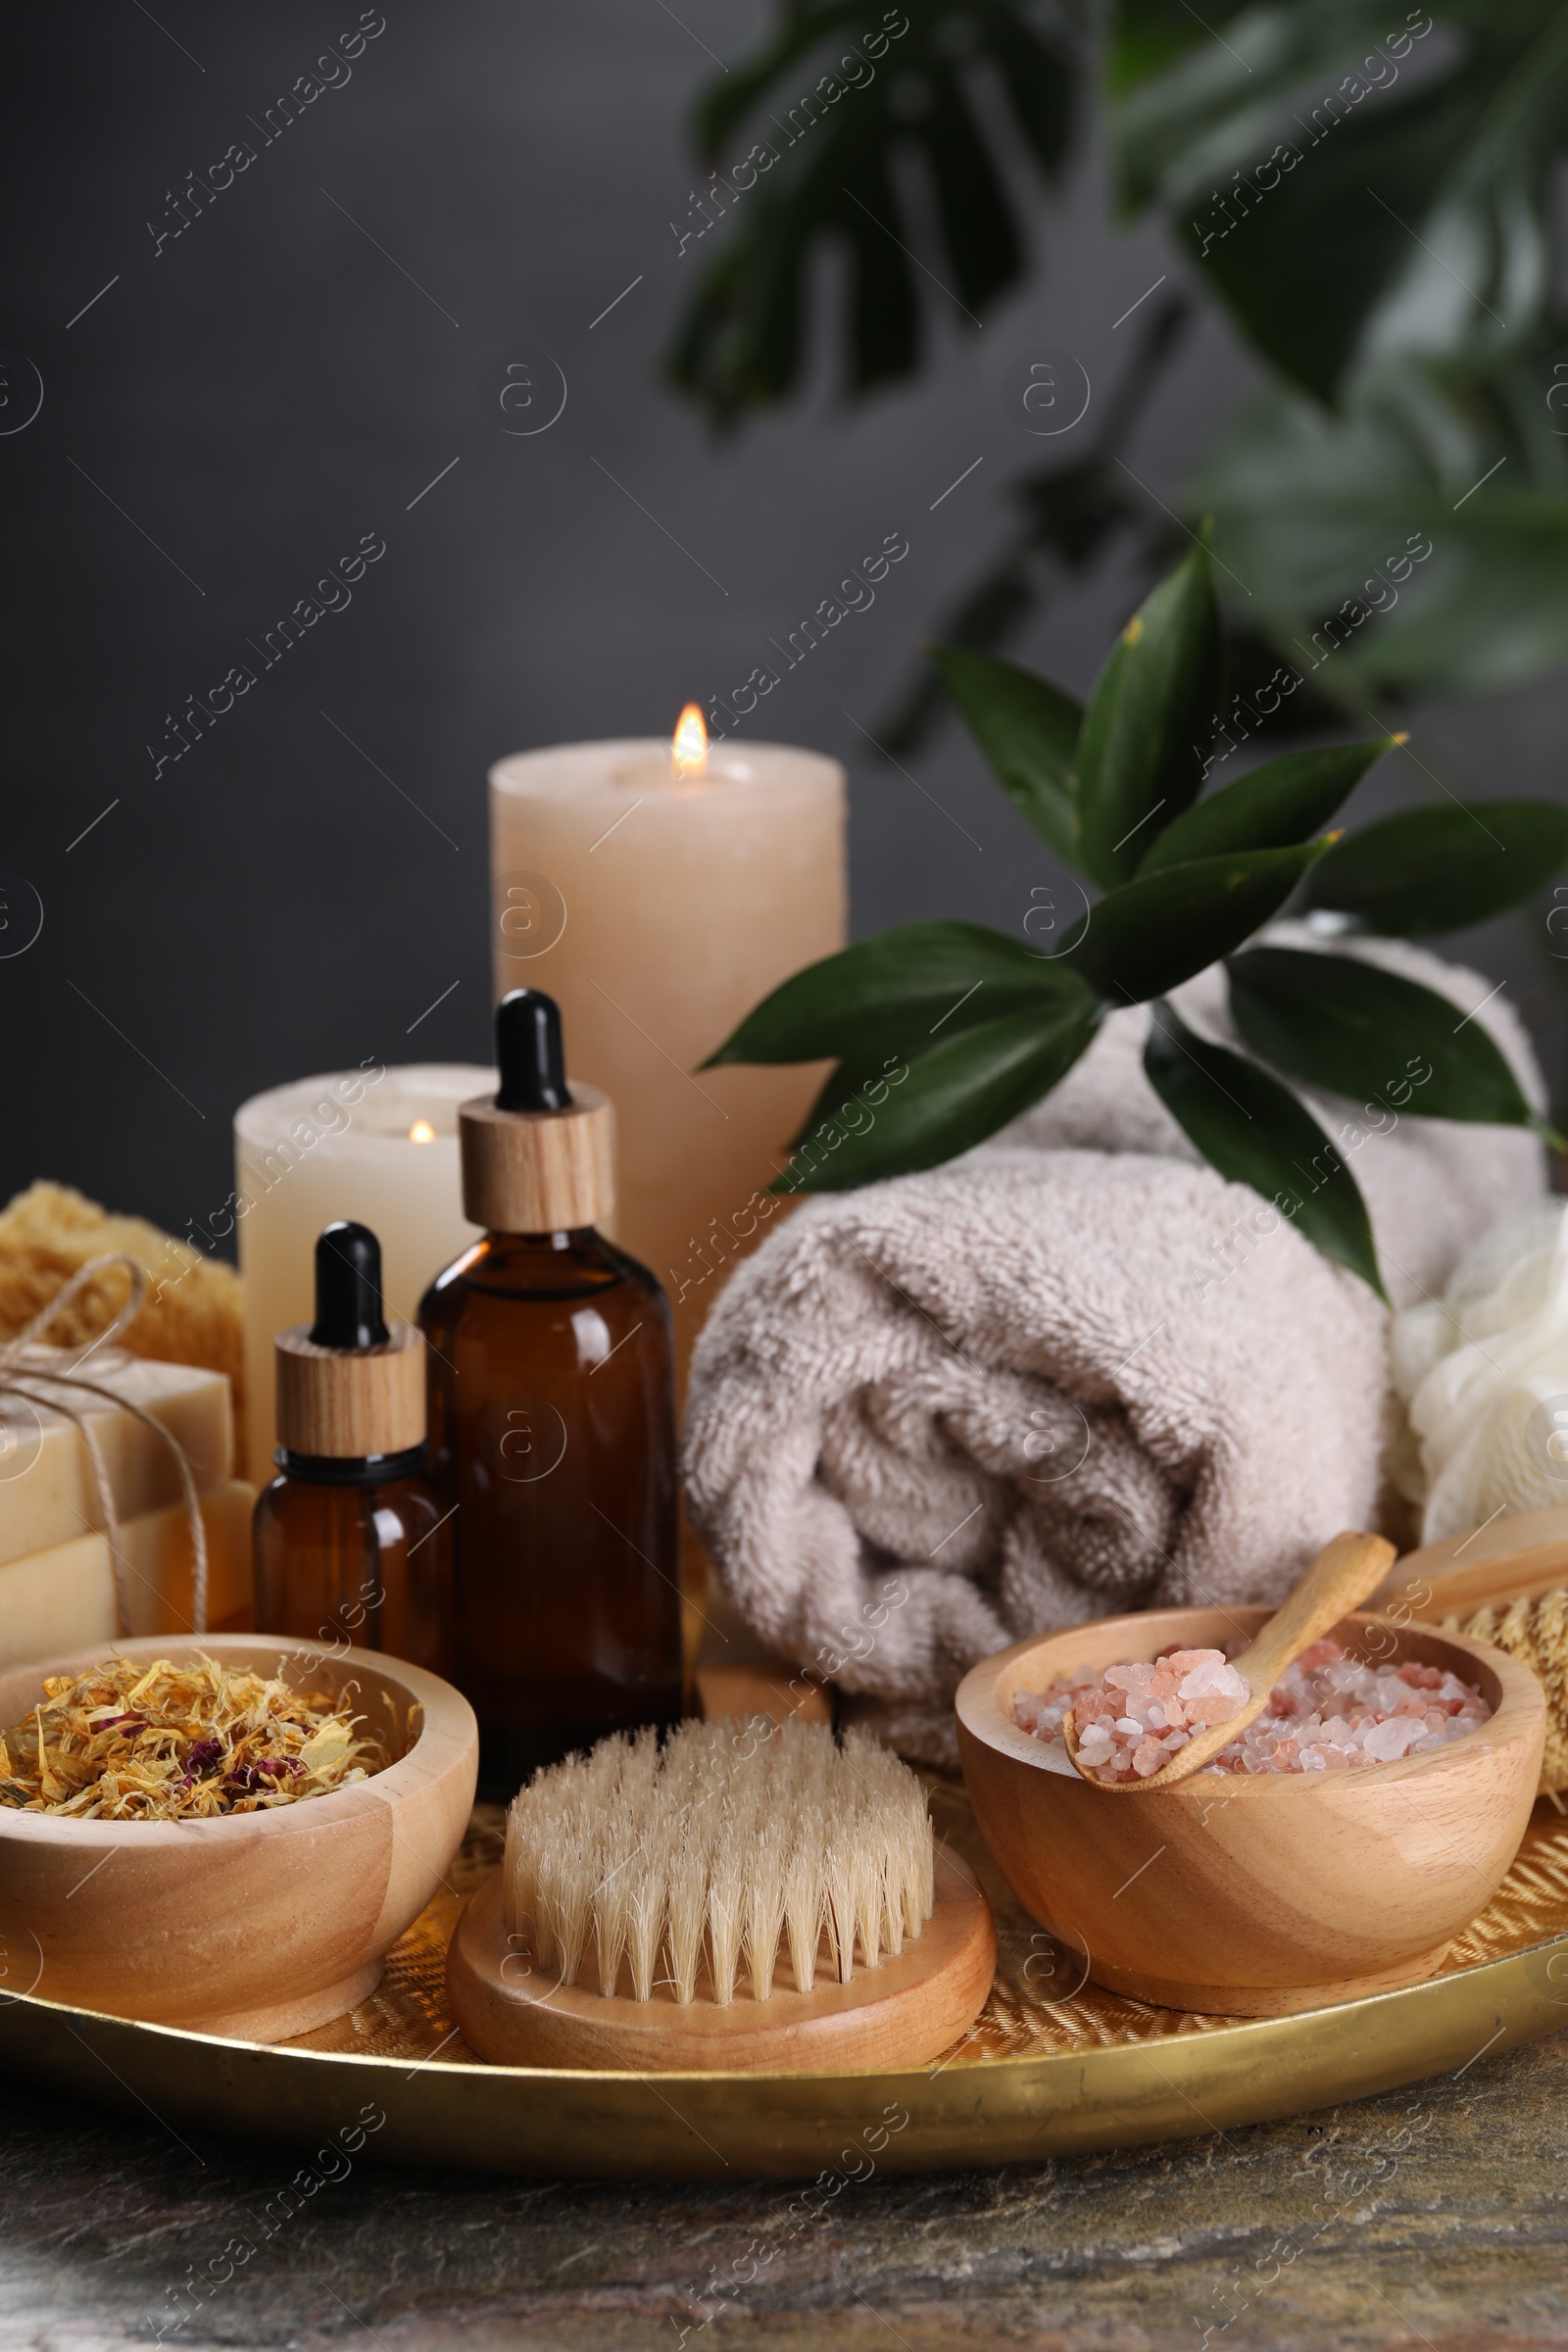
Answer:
[3,1781,1566,2180]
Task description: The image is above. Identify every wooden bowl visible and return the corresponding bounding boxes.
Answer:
[0,1635,477,2041]
[956,1607,1545,2016]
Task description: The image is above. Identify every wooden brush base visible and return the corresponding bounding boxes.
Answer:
[447,1849,996,2073]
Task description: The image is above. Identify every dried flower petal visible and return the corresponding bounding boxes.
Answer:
[0,1655,390,1821]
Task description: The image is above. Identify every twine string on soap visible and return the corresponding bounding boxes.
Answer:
[0,1253,210,1636]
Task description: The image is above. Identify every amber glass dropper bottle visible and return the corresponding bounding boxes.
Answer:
[254,1221,452,1668]
[420,989,682,1795]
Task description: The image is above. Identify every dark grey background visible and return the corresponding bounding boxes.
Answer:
[4,0,1564,1251]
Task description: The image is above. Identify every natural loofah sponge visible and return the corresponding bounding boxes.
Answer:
[0,1182,246,1448]
[1456,1585,1568,1793]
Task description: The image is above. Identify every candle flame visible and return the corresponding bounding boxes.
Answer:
[409,1119,436,1144]
[671,703,708,778]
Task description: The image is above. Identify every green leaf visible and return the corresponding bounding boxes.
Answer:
[1139,740,1396,875]
[1302,801,1568,932]
[922,70,1021,317]
[1144,1000,1386,1297]
[930,645,1084,865]
[1111,1,1568,401]
[696,3,864,155]
[1188,359,1568,699]
[692,2,876,157]
[1075,539,1222,885]
[666,0,1078,425]
[1107,1,1568,709]
[1110,0,1460,220]
[1228,948,1537,1125]
[841,146,921,390]
[985,6,1076,178]
[1184,82,1484,405]
[663,170,820,414]
[704,919,1096,1070]
[775,1000,1102,1193]
[1065,842,1325,1004]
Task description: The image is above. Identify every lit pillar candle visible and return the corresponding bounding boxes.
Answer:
[232,1064,494,1479]
[488,715,847,1384]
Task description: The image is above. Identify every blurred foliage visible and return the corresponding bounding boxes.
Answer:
[666,0,1079,419]
[669,0,1568,713]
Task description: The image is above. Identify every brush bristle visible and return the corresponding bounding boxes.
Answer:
[501,1717,935,2005]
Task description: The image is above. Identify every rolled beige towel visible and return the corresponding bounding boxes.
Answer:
[683,939,1544,1763]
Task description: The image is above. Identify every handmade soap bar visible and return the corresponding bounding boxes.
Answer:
[118,1480,256,1636]
[0,1350,233,1569]
[0,1481,255,1670]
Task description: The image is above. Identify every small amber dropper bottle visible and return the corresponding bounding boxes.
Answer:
[420,989,682,1795]
[254,1221,452,1668]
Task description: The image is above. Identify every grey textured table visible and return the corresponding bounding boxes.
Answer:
[3,2032,1565,2351]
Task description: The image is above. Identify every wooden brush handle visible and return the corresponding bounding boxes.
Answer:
[1067,1529,1397,1794]
[1377,1502,1568,1627]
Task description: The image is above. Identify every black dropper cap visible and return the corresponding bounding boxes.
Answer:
[309,1221,390,1349]
[495,987,573,1114]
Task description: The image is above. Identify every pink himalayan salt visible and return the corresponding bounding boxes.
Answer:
[1010,1641,1492,1785]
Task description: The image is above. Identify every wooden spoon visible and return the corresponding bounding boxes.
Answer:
[1063,1529,1397,1793]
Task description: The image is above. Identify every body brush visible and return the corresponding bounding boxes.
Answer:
[1380,1506,1568,1793]
[447,1717,995,2072]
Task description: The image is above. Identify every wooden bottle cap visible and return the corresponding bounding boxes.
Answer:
[274,1321,426,1459]
[460,1085,614,1233]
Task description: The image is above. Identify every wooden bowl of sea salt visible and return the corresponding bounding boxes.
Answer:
[956,1606,1544,2016]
